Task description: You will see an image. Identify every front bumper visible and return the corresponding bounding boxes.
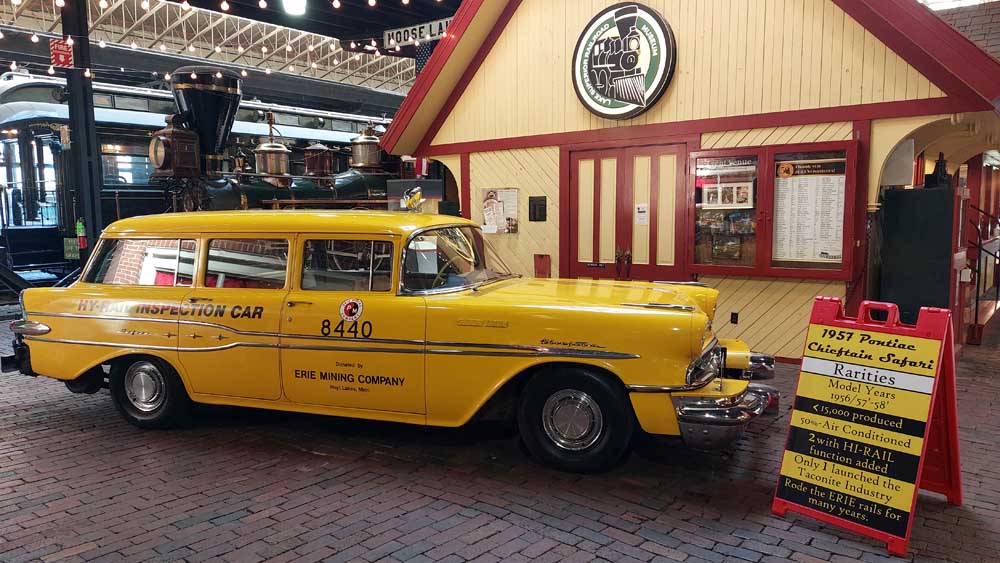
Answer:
[671,383,779,450]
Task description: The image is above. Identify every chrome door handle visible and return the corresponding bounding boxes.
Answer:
[286,300,313,307]
[187,297,213,303]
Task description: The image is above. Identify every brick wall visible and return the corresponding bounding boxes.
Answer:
[937,1,1000,60]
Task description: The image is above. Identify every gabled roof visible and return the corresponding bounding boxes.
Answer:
[382,0,1000,157]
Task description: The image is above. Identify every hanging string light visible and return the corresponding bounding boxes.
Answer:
[240,69,247,77]
[98,39,106,48]
[332,0,341,7]
[8,61,16,71]
[140,0,150,9]
[47,65,55,75]
[368,0,376,6]
[30,33,39,43]
[0,31,5,39]
[258,0,267,8]
[164,72,171,80]
[56,0,66,8]
[84,68,91,78]
[220,0,230,10]
[97,0,108,8]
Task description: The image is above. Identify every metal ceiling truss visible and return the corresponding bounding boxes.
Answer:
[0,0,414,92]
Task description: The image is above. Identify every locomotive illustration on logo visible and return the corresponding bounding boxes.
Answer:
[587,5,646,107]
[572,2,677,120]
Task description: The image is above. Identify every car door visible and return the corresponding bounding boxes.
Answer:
[280,235,426,414]
[177,236,290,400]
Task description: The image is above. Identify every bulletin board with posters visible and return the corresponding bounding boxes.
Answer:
[772,297,962,556]
[482,188,518,234]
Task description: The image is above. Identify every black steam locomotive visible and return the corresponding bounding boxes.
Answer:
[588,5,646,107]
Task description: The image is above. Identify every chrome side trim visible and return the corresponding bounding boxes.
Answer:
[10,320,51,336]
[652,280,708,287]
[620,303,696,312]
[24,336,639,359]
[626,381,712,393]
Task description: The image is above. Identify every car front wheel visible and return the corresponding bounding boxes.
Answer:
[517,367,634,473]
[110,357,190,429]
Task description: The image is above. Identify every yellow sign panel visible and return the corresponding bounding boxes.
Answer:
[803,324,941,377]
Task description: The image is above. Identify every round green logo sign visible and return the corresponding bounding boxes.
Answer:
[572,3,677,120]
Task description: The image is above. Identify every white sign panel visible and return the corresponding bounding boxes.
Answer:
[772,159,846,263]
[383,17,453,48]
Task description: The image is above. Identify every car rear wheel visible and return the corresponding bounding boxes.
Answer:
[110,357,190,429]
[517,367,634,473]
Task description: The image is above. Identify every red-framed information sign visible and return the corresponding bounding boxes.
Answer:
[772,297,961,556]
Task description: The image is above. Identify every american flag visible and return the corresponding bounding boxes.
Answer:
[415,40,438,73]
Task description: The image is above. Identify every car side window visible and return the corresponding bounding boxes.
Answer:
[301,240,393,292]
[84,238,196,286]
[205,239,288,289]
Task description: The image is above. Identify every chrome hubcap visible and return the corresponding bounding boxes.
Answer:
[542,389,604,451]
[124,361,165,412]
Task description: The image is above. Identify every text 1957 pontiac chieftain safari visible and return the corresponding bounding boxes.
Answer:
[5,210,777,472]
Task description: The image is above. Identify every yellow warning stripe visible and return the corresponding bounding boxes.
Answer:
[795,371,932,422]
[805,325,940,377]
[790,410,924,456]
[779,450,916,512]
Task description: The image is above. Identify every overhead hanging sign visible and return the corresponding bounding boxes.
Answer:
[572,2,677,120]
[383,17,453,48]
[49,39,73,69]
[772,297,962,557]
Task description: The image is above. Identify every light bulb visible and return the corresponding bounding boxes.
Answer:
[47,65,54,75]
[394,46,400,52]
[261,46,268,53]
[65,36,74,46]
[98,40,106,48]
[9,62,16,70]
[285,44,292,52]
[258,0,267,7]
[220,0,229,10]
[159,43,166,51]
[181,0,191,10]
[152,71,158,76]
[368,0,376,6]
[56,0,66,7]
[188,45,195,52]
[84,68,91,78]
[282,0,306,15]
[141,0,149,8]
[164,72,171,80]
[311,62,317,68]
[371,39,376,46]
[0,31,5,39]
[265,68,271,74]
[287,65,294,72]
[214,45,221,53]
[333,58,338,64]
[307,44,314,51]
[215,71,222,78]
[402,0,409,4]
[130,41,137,49]
[240,69,247,77]
[237,45,244,53]
[354,53,360,60]
[11,0,20,5]
[30,34,39,43]
[349,41,356,48]
[332,0,340,7]
[414,39,420,46]
[389,38,395,45]
[190,72,197,79]
[441,31,447,38]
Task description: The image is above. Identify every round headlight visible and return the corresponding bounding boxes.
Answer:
[149,135,170,169]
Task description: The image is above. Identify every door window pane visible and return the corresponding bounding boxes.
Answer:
[402,226,511,291]
[84,238,196,286]
[205,239,288,289]
[301,240,394,291]
[771,150,847,269]
[694,156,758,267]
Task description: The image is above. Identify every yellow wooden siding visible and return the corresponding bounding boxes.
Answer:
[701,275,846,358]
[432,0,946,147]
[469,147,561,277]
[701,122,855,149]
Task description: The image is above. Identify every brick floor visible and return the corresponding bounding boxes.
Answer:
[0,324,998,563]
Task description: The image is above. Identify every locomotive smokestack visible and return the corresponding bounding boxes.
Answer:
[170,66,242,174]
[614,5,638,39]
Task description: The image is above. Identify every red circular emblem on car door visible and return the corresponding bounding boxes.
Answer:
[339,298,363,321]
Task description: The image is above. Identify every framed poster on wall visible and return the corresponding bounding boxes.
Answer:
[701,182,754,210]
[482,188,519,234]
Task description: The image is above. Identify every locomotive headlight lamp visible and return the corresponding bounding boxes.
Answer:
[149,136,170,169]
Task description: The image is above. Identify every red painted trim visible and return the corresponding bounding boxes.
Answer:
[420,97,975,157]
[414,0,523,156]
[558,147,571,278]
[381,0,492,154]
[649,154,660,267]
[837,0,1000,106]
[459,153,471,220]
[774,356,802,365]
[914,151,925,187]
[845,120,871,317]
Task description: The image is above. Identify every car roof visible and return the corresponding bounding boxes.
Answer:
[102,209,476,237]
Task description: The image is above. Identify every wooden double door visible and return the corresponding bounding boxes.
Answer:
[569,144,687,280]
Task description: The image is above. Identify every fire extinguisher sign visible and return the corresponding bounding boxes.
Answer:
[50,39,73,69]
[772,297,962,557]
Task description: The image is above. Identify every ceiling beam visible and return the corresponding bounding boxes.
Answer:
[115,1,167,43]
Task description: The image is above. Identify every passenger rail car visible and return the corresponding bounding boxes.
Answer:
[0,71,392,280]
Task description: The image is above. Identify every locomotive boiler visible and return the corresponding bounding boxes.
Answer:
[588,5,645,107]
[149,65,397,212]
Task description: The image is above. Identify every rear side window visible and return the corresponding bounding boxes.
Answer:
[205,239,288,289]
[301,240,393,291]
[85,239,196,286]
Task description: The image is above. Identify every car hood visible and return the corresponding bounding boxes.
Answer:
[471,277,716,318]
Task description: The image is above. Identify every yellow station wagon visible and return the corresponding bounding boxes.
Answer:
[6,210,778,472]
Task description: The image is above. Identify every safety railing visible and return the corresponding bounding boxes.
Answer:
[967,205,1000,337]
[0,181,62,230]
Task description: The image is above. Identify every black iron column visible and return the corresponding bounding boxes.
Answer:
[61,0,102,251]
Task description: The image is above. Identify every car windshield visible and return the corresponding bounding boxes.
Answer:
[402,226,513,292]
